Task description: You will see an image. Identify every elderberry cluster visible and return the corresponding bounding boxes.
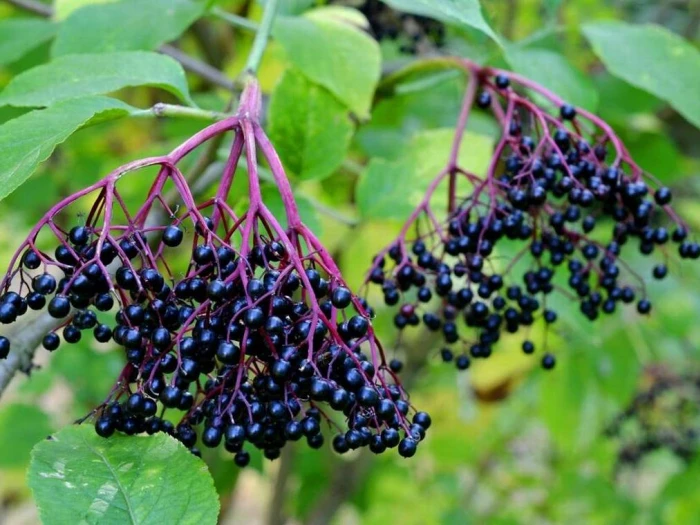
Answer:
[0,81,429,462]
[354,0,446,54]
[366,69,698,372]
[606,366,700,469]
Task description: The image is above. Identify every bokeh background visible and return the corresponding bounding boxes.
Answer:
[1,0,699,523]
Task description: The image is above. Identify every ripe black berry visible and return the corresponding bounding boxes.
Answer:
[398,437,417,458]
[560,104,577,120]
[331,286,352,309]
[0,336,9,359]
[42,333,60,351]
[541,353,556,370]
[162,225,184,247]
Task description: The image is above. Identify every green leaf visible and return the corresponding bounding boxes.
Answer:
[53,0,204,56]
[267,0,316,15]
[28,425,219,525]
[0,404,52,469]
[655,459,700,522]
[538,351,599,455]
[53,0,114,20]
[356,74,497,159]
[626,132,681,183]
[0,96,135,202]
[381,0,500,45]
[268,69,353,181]
[0,19,56,66]
[273,8,380,118]
[0,51,194,108]
[505,47,599,111]
[590,328,640,406]
[356,128,493,220]
[356,157,417,221]
[583,22,700,128]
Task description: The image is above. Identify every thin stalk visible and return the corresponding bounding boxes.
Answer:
[210,7,259,32]
[244,0,280,75]
[132,103,228,121]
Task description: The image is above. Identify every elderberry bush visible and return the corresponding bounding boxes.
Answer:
[365,61,698,372]
[0,81,428,462]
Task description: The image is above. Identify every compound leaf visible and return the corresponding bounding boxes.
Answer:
[28,425,219,525]
[583,22,700,128]
[0,51,194,108]
[53,0,204,56]
[0,96,135,201]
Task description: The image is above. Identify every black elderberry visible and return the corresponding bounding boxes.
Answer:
[22,250,41,270]
[159,385,182,408]
[95,417,116,438]
[494,74,510,89]
[42,333,60,351]
[522,341,535,354]
[455,355,470,370]
[541,353,556,370]
[0,336,9,359]
[347,315,369,338]
[243,307,265,329]
[654,187,672,206]
[398,437,417,458]
[476,91,492,108]
[389,358,403,373]
[560,104,577,120]
[637,299,652,314]
[63,325,81,344]
[69,226,90,246]
[234,450,250,467]
[381,427,400,448]
[162,225,184,247]
[0,303,17,324]
[202,427,223,448]
[413,411,431,429]
[331,286,352,309]
[126,393,145,414]
[652,264,668,279]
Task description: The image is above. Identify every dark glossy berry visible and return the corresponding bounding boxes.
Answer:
[63,325,81,344]
[162,225,184,247]
[455,355,470,370]
[42,333,60,351]
[637,299,652,314]
[347,315,369,338]
[217,341,240,364]
[234,450,250,467]
[32,273,57,295]
[476,91,492,108]
[332,434,350,453]
[495,74,510,89]
[202,427,222,448]
[0,336,9,359]
[654,187,672,205]
[652,264,668,280]
[22,250,41,269]
[398,437,417,458]
[331,287,352,309]
[413,411,431,429]
[541,353,556,370]
[95,417,115,438]
[560,104,577,120]
[126,393,145,414]
[49,295,71,319]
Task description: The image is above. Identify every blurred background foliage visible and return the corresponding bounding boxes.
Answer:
[0,0,699,523]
